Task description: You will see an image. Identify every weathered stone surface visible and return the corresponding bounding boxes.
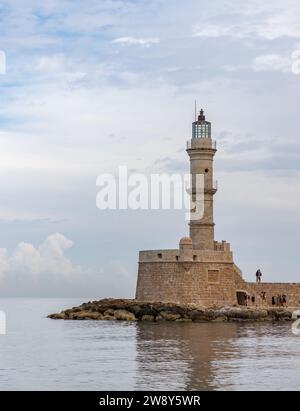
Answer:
[130,305,158,318]
[48,312,65,320]
[104,309,115,317]
[189,308,213,322]
[102,315,115,320]
[48,298,295,323]
[113,309,137,321]
[267,308,292,320]
[159,311,181,321]
[68,311,103,320]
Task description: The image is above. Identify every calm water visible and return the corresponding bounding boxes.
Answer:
[0,298,299,391]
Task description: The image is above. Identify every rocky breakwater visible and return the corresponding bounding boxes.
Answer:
[48,299,294,322]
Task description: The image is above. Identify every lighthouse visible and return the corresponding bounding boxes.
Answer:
[136,106,244,307]
[187,109,217,250]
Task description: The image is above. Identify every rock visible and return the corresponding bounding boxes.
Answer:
[250,310,268,319]
[104,309,115,317]
[48,298,295,323]
[259,308,290,321]
[159,311,182,321]
[48,312,65,320]
[102,315,115,320]
[72,307,85,313]
[131,305,158,318]
[113,309,137,321]
[68,310,102,320]
[156,304,188,317]
[63,309,72,318]
[189,309,214,322]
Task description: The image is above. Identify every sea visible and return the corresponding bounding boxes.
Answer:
[0,298,299,391]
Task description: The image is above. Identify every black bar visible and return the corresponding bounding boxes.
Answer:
[0,391,294,409]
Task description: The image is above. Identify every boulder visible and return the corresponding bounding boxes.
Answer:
[131,305,158,318]
[104,309,115,317]
[113,309,137,321]
[68,310,103,320]
[190,309,214,322]
[159,311,182,321]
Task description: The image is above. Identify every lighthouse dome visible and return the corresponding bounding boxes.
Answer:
[179,237,193,245]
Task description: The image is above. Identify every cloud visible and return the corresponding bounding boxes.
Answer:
[0,50,6,75]
[152,156,187,173]
[0,233,134,297]
[33,53,87,83]
[112,36,160,47]
[217,128,300,172]
[257,8,300,40]
[252,54,292,73]
[192,3,300,41]
[193,24,237,38]
[0,233,78,280]
[35,54,67,72]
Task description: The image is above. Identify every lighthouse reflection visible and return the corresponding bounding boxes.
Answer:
[134,322,239,391]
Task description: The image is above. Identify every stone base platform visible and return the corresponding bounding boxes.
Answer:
[48,298,296,322]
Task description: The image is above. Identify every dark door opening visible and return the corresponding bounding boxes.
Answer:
[237,291,247,306]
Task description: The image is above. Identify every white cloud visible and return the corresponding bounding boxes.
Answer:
[0,84,189,176]
[252,54,292,73]
[34,53,87,82]
[193,24,236,38]
[0,50,6,75]
[0,233,134,297]
[35,54,67,72]
[193,3,300,41]
[257,9,300,40]
[0,233,79,279]
[112,36,160,47]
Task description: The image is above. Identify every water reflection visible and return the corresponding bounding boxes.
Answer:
[135,322,240,390]
[135,322,300,391]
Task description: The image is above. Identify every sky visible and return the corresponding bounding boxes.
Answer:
[0,0,300,297]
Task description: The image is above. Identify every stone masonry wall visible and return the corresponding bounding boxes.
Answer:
[136,259,300,307]
[136,261,238,307]
[245,282,300,307]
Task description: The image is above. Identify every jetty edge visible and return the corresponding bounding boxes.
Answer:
[48,298,295,322]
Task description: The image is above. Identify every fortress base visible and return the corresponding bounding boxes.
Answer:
[136,242,300,307]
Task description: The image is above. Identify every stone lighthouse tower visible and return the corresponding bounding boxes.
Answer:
[135,107,300,307]
[187,109,217,250]
[136,107,244,307]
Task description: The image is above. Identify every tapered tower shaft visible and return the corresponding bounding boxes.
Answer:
[187,109,217,250]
